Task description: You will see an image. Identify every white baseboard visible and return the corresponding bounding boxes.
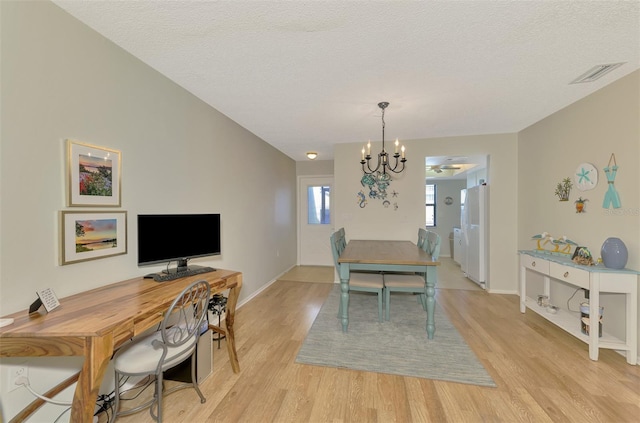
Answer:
[235,265,295,311]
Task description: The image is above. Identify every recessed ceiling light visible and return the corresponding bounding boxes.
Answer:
[306,152,318,160]
[570,63,625,84]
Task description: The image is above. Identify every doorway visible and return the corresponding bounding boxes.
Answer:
[298,176,334,266]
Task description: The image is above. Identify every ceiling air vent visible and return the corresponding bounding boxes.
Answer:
[570,63,625,84]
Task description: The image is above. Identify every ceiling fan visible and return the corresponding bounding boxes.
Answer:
[426,164,462,173]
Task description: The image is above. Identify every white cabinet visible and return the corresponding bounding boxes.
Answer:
[453,228,462,265]
[519,250,638,365]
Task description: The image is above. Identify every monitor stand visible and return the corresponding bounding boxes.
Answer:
[162,261,213,275]
[162,259,189,275]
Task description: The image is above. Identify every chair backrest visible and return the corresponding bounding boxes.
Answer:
[417,228,427,249]
[336,227,346,250]
[329,230,346,269]
[425,231,441,261]
[160,280,211,349]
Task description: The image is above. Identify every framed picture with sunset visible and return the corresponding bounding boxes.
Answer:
[60,211,127,265]
[67,140,121,207]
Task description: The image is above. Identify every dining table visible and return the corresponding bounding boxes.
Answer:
[337,239,440,338]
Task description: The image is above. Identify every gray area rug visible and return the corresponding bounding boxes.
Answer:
[296,285,496,387]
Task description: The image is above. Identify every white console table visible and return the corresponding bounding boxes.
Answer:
[519,250,638,365]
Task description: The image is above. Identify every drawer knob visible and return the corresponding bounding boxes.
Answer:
[532,261,536,267]
[564,271,569,278]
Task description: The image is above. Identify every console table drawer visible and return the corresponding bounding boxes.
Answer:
[549,262,589,289]
[521,254,550,274]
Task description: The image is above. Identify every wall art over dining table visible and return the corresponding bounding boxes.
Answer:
[60,210,127,265]
[357,172,400,210]
[67,140,121,207]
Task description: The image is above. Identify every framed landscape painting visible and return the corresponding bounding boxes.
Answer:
[60,211,127,265]
[67,140,121,207]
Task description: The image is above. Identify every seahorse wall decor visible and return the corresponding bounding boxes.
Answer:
[356,190,367,208]
[358,172,400,210]
[602,153,621,209]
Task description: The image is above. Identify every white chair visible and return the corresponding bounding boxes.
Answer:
[383,231,441,321]
[330,230,385,322]
[109,280,211,422]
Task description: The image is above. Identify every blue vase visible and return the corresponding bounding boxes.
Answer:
[600,237,628,269]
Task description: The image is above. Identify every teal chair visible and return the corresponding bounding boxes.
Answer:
[330,229,385,322]
[383,231,440,321]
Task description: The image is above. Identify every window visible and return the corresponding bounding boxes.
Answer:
[307,185,331,224]
[425,184,436,227]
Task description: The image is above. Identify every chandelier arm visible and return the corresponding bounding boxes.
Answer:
[387,158,407,174]
[361,154,382,174]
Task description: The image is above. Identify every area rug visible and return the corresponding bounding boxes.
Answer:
[295,285,496,387]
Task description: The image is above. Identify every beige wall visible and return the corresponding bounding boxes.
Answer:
[334,133,519,293]
[518,70,640,358]
[296,159,334,176]
[1,2,297,419]
[1,0,298,314]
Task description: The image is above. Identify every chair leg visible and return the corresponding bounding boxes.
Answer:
[151,373,163,422]
[377,291,383,322]
[384,289,391,321]
[191,351,206,403]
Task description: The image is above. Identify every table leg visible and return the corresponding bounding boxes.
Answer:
[425,266,437,339]
[70,334,113,422]
[338,264,350,332]
[588,279,600,361]
[224,275,242,373]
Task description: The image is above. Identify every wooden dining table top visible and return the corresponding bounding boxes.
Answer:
[338,240,439,266]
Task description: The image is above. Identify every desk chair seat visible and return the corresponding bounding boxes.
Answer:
[110,280,211,423]
[331,229,385,322]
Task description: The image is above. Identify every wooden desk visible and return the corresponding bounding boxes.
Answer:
[0,269,242,422]
[338,240,439,338]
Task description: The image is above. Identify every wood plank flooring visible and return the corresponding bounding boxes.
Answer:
[101,264,640,422]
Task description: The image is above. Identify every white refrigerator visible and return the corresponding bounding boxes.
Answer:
[460,184,488,288]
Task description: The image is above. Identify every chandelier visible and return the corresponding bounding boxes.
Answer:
[360,102,406,174]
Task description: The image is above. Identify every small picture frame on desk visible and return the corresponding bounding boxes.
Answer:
[29,288,61,314]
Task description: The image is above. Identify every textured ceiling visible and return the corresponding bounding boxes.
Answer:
[53,1,640,162]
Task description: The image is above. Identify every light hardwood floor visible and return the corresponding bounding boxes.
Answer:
[101,264,640,422]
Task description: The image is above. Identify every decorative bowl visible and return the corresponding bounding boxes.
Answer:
[546,305,559,314]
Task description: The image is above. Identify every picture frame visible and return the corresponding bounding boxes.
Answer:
[60,211,127,265]
[67,140,121,207]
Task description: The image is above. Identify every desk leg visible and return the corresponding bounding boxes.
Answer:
[71,334,113,422]
[338,264,350,332]
[225,275,242,373]
[425,266,436,339]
